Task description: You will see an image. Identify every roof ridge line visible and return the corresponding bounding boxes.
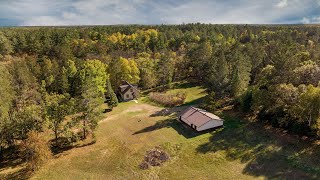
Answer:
[183,106,199,119]
[192,107,223,121]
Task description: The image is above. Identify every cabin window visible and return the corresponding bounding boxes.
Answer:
[126,94,129,98]
[130,89,133,92]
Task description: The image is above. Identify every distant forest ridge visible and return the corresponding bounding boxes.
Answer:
[2,23,320,28]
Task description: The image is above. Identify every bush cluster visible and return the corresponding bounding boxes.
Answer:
[20,131,52,171]
[149,92,186,107]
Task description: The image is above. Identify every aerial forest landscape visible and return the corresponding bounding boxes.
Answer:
[0,0,320,179]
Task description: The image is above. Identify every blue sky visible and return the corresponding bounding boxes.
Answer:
[0,0,320,26]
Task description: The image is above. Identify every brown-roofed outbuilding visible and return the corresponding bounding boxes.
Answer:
[179,106,223,131]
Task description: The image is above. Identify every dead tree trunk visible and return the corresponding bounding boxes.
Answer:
[83,119,87,139]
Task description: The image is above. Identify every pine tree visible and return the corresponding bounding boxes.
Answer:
[41,58,55,91]
[230,51,252,97]
[59,67,69,94]
[207,51,229,96]
[106,79,118,109]
[0,64,14,119]
[157,51,176,88]
[66,59,78,96]
[0,32,13,57]
[189,41,212,79]
[0,64,14,150]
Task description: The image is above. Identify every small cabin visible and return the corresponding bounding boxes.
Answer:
[118,81,139,101]
[179,107,223,131]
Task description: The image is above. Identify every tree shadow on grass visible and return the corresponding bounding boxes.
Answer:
[0,146,23,169]
[0,146,31,180]
[149,107,183,117]
[173,82,201,89]
[196,114,320,179]
[132,118,215,139]
[182,96,206,107]
[50,136,96,156]
[1,167,32,180]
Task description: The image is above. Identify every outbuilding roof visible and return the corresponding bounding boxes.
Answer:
[180,106,223,127]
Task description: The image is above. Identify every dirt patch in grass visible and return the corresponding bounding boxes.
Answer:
[139,147,170,170]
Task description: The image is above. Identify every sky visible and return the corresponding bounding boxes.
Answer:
[0,0,320,26]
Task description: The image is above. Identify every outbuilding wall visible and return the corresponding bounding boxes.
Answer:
[197,120,223,131]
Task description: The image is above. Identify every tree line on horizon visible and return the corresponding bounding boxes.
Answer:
[1,24,320,167]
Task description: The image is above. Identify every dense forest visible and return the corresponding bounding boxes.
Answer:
[1,24,320,168]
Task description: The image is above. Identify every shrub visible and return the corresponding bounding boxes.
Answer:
[238,89,253,112]
[201,91,217,111]
[20,131,52,171]
[149,92,186,107]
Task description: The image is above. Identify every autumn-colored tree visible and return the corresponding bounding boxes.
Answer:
[135,52,157,89]
[20,131,52,171]
[110,57,140,88]
[293,60,320,86]
[291,85,320,135]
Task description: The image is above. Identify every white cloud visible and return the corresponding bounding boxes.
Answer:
[18,0,149,26]
[0,0,320,26]
[302,17,311,24]
[23,16,65,26]
[152,0,311,24]
[301,16,320,24]
[276,0,288,8]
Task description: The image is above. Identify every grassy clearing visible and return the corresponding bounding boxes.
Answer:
[3,84,319,179]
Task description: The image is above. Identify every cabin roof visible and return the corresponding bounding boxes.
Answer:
[119,81,138,95]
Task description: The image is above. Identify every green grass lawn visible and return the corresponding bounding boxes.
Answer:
[20,85,320,179]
